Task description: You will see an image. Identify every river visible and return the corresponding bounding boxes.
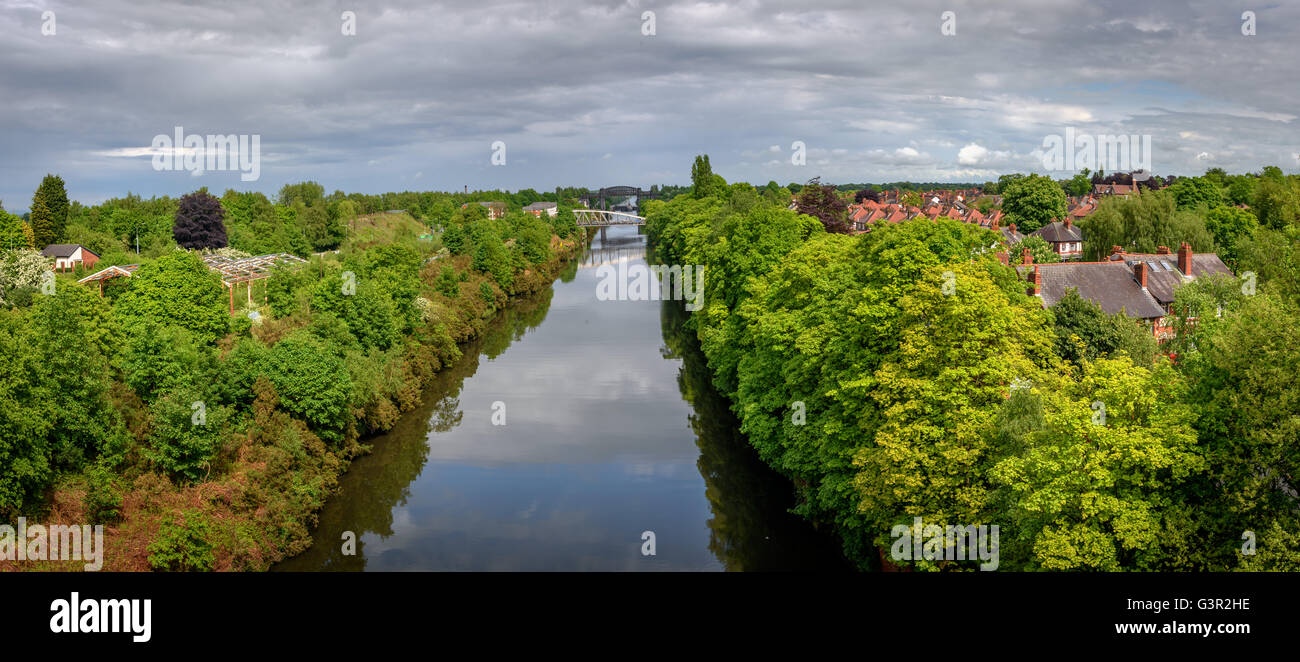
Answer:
[274,225,849,571]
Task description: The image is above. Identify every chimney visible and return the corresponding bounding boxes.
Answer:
[1178,242,1193,275]
[992,218,999,229]
[1112,245,1123,256]
[1009,222,1017,235]
[1134,261,1148,289]
[1022,248,1033,265]
[1064,217,1072,230]
[1157,246,1170,255]
[1029,267,1042,296]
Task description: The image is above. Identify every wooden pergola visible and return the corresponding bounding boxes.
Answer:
[77,264,141,296]
[201,253,309,314]
[78,253,309,314]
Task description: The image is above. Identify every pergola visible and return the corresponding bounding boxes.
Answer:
[78,252,309,314]
[77,264,140,296]
[201,253,309,314]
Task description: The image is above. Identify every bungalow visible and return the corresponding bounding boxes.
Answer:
[41,244,100,272]
[523,201,558,217]
[1031,219,1084,259]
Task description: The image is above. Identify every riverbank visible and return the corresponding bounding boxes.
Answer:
[273,224,850,571]
[1,225,586,572]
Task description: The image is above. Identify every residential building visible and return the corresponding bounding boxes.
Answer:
[41,244,100,272]
[523,201,559,217]
[1031,219,1085,259]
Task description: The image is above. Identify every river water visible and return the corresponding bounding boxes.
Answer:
[275,225,849,571]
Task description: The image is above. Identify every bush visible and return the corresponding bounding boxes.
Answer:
[147,510,215,571]
[262,332,354,444]
[147,385,226,483]
[84,461,123,523]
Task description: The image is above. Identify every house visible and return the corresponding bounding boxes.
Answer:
[41,244,100,272]
[461,201,507,219]
[1030,219,1084,259]
[1093,183,1138,196]
[1022,242,1233,340]
[523,201,558,217]
[994,220,1024,245]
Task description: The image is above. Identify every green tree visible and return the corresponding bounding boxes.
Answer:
[992,359,1204,570]
[1203,206,1258,267]
[0,207,30,250]
[33,174,70,243]
[1002,173,1068,234]
[1251,176,1299,229]
[29,196,56,248]
[1011,235,1060,265]
[116,251,229,342]
[262,332,354,444]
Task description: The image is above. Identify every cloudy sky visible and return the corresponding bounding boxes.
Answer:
[1,0,1298,209]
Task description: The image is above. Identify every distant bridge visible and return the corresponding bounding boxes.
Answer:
[581,186,659,211]
[573,209,646,226]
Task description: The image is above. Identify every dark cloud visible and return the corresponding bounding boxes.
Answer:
[1,0,1297,208]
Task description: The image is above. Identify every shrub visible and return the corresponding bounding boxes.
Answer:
[262,332,354,444]
[84,461,123,523]
[147,385,226,483]
[147,510,215,571]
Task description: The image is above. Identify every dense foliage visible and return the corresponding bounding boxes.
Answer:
[0,183,582,571]
[646,157,1300,571]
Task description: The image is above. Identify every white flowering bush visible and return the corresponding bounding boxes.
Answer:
[0,249,53,305]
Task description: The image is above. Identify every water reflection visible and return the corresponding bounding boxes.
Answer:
[275,226,848,571]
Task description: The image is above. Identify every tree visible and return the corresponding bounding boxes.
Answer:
[1204,206,1258,267]
[1168,176,1224,210]
[262,331,354,444]
[1001,173,1068,234]
[173,190,229,249]
[1180,293,1300,569]
[29,196,56,248]
[1078,190,1216,260]
[147,384,226,483]
[1049,288,1118,364]
[0,249,52,307]
[115,251,228,342]
[1251,176,1299,229]
[1010,235,1060,265]
[1065,172,1092,197]
[992,359,1204,570]
[0,207,31,250]
[690,155,723,199]
[33,174,70,243]
[795,177,849,233]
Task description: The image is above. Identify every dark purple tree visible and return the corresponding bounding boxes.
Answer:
[172,190,228,249]
[796,177,849,234]
[855,188,881,203]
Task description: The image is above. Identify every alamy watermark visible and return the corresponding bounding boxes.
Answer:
[595,262,705,311]
[1040,127,1152,180]
[1,518,104,571]
[890,516,1000,571]
[151,126,261,181]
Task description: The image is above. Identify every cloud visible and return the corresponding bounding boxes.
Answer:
[3,0,1300,206]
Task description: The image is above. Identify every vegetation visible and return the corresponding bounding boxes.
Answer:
[0,178,583,571]
[646,156,1300,571]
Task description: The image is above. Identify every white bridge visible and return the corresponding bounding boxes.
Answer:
[573,209,646,226]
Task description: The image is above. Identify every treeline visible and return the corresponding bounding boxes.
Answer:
[0,191,582,571]
[0,179,594,271]
[645,156,1300,571]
